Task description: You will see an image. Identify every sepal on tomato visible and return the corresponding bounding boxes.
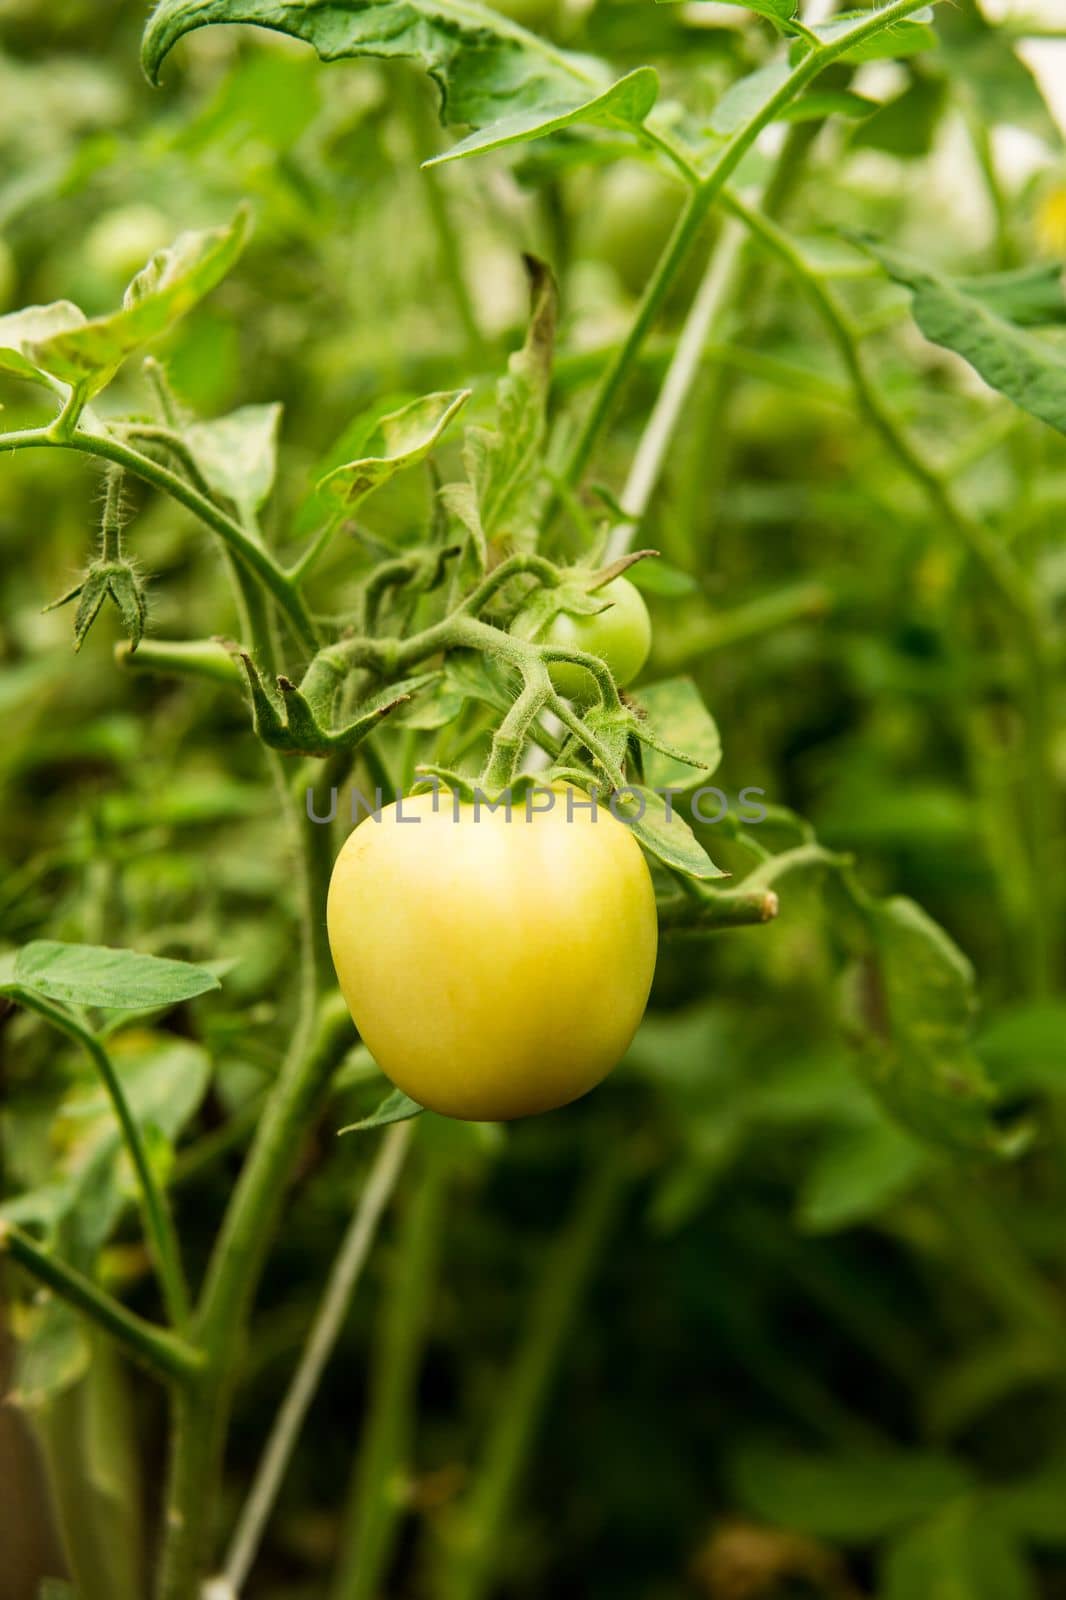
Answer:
[46,559,147,653]
[226,643,433,757]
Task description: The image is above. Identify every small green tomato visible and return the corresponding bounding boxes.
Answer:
[513,574,652,702]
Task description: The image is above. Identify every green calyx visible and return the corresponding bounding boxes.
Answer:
[46,558,148,652]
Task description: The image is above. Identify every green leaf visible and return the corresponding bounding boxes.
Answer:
[796,1116,928,1232]
[9,211,250,398]
[143,0,640,162]
[64,1038,212,1148]
[615,787,727,880]
[0,302,86,386]
[626,558,698,598]
[852,235,1066,436]
[443,651,513,714]
[425,67,658,166]
[977,1003,1066,1097]
[7,1038,213,1263]
[8,941,221,1010]
[11,1303,90,1410]
[843,897,1015,1155]
[797,8,938,63]
[319,389,469,510]
[882,1501,1036,1600]
[31,1340,145,1600]
[655,0,797,20]
[390,678,465,730]
[849,74,945,156]
[988,1455,1066,1543]
[731,1442,972,1541]
[782,87,878,122]
[709,61,791,137]
[183,402,282,523]
[937,3,1062,144]
[339,1086,424,1134]
[632,677,722,791]
[961,264,1066,329]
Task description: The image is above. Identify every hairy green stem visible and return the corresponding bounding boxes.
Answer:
[0,423,319,653]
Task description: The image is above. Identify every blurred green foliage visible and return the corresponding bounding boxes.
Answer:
[1,1,1065,1597]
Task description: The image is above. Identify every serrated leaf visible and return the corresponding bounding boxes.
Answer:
[339,1086,424,1134]
[853,235,1066,435]
[615,786,727,880]
[320,390,469,510]
[8,941,220,1010]
[183,402,282,523]
[13,211,250,398]
[426,67,658,167]
[632,677,722,790]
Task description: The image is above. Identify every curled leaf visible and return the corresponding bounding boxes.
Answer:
[319,390,470,511]
[10,211,251,399]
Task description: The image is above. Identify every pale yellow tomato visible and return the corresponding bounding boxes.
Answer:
[327,786,658,1120]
